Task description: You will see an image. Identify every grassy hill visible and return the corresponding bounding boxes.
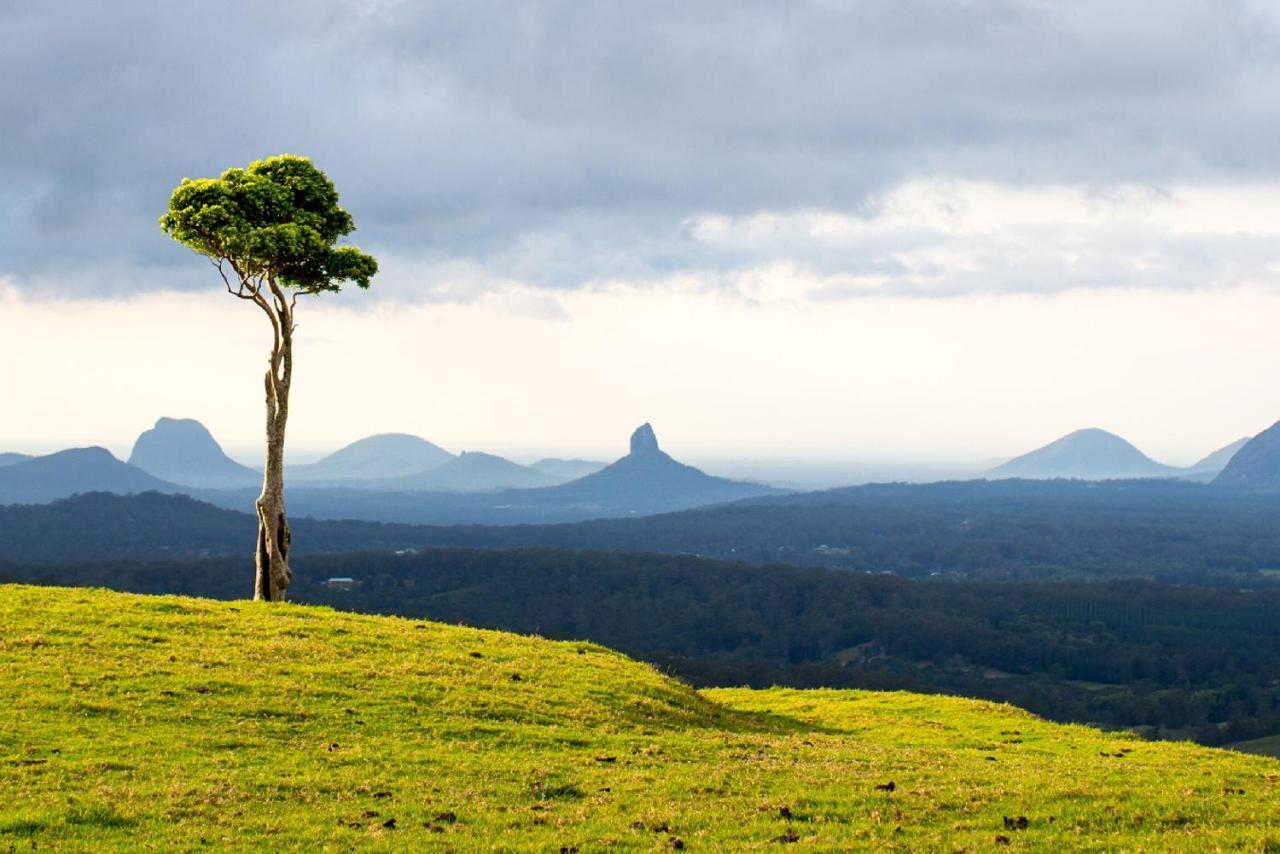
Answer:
[1229,734,1280,759]
[2,587,1279,850]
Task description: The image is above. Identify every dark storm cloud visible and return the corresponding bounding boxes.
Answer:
[2,0,1279,298]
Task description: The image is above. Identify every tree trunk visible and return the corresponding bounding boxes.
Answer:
[253,296,294,602]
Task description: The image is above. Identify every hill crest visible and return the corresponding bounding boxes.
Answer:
[3,584,1278,849]
[989,428,1178,480]
[294,432,455,482]
[0,447,179,504]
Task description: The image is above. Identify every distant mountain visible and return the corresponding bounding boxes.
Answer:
[387,451,561,492]
[0,452,31,467]
[1214,421,1280,488]
[535,423,783,511]
[1183,437,1250,482]
[0,447,180,504]
[292,433,454,482]
[530,458,608,480]
[128,417,260,489]
[988,428,1180,480]
[188,423,784,524]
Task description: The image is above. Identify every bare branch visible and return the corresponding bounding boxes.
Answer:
[214,259,255,301]
[226,258,265,300]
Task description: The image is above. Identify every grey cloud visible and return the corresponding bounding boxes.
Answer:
[2,0,1280,298]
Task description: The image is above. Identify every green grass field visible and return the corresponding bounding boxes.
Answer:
[2,584,1279,851]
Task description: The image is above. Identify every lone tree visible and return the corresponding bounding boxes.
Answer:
[160,156,377,601]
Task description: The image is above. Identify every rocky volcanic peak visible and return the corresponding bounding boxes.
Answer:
[131,418,222,463]
[128,417,259,489]
[534,421,782,512]
[630,423,661,456]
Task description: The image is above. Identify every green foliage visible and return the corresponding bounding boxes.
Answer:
[2,584,1279,850]
[159,155,376,293]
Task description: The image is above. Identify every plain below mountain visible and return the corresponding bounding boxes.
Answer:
[0,447,180,504]
[128,417,260,489]
[290,433,455,482]
[1214,421,1280,488]
[988,428,1180,480]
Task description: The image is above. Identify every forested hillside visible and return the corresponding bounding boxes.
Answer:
[7,482,1280,585]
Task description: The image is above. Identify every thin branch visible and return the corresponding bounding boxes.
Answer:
[214,259,255,301]
[226,258,264,299]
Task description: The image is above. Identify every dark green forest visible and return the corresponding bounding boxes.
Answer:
[6,482,1280,585]
[7,546,1280,746]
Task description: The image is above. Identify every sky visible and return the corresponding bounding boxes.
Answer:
[3,0,1280,469]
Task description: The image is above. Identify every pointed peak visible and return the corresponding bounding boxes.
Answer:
[630,423,660,456]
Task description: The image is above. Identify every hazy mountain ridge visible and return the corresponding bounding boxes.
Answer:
[982,427,1253,481]
[1214,420,1280,488]
[196,423,784,523]
[1191,437,1250,472]
[529,457,608,479]
[128,423,558,492]
[529,423,782,508]
[988,428,1181,480]
[377,450,562,491]
[0,419,1260,518]
[290,432,455,482]
[1182,436,1251,482]
[0,447,180,504]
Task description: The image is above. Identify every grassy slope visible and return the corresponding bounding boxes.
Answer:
[2,586,1279,851]
[1230,735,1280,759]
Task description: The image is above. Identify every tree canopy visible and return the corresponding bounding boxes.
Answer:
[159,155,377,293]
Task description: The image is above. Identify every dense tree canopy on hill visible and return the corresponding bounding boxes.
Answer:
[6,483,1280,586]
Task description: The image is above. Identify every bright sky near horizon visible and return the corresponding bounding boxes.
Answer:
[4,2,1280,467]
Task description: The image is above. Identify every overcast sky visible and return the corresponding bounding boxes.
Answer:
[4,0,1280,466]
